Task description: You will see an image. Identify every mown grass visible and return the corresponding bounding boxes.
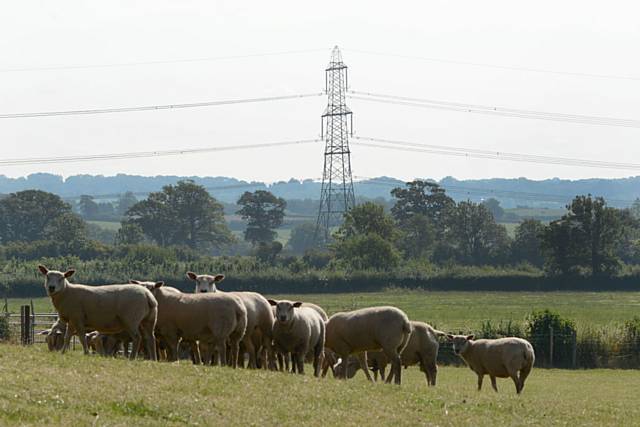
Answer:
[8,290,640,333]
[0,344,638,426]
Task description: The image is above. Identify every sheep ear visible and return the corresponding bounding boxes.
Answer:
[37,329,50,335]
[267,299,278,306]
[186,271,197,281]
[154,282,164,288]
[213,274,225,282]
[466,335,475,341]
[446,334,454,341]
[55,330,64,336]
[38,265,49,275]
[63,269,75,278]
[129,280,141,284]
[292,302,303,308]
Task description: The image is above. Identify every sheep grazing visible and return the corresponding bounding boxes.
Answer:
[340,321,446,386]
[187,272,275,369]
[38,266,158,361]
[134,280,247,367]
[268,299,326,376]
[447,334,535,394]
[325,306,412,385]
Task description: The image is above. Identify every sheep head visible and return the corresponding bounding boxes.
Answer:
[39,265,74,296]
[447,334,475,355]
[268,299,303,324]
[186,271,225,293]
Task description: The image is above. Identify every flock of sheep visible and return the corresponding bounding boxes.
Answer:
[37,265,535,394]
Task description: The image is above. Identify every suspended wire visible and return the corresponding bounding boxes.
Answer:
[352,136,640,172]
[0,92,324,119]
[349,91,640,129]
[344,48,640,82]
[0,138,321,166]
[0,48,330,73]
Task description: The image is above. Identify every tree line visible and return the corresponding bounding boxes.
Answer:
[1,179,640,278]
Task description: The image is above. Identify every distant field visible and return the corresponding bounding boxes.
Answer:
[506,207,566,219]
[10,290,640,332]
[499,222,518,237]
[87,220,121,231]
[0,345,637,426]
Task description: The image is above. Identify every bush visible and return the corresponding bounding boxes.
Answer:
[526,310,577,368]
[479,320,525,339]
[617,317,640,368]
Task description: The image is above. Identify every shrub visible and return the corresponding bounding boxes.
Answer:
[617,317,640,368]
[526,310,577,368]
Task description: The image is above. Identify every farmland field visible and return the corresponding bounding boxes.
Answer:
[0,345,638,426]
[7,290,640,332]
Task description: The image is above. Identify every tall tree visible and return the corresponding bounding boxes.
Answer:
[0,190,73,243]
[482,198,505,221]
[236,190,286,245]
[337,202,397,241]
[391,180,454,238]
[78,195,99,219]
[286,222,324,254]
[541,195,624,276]
[124,180,232,249]
[116,191,138,217]
[511,219,545,267]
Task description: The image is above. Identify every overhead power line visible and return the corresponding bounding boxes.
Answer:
[0,92,324,119]
[0,48,329,73]
[349,91,640,129]
[0,138,321,166]
[345,48,640,82]
[352,136,640,172]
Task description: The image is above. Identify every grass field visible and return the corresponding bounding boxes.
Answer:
[8,290,640,333]
[0,345,637,426]
[87,220,122,231]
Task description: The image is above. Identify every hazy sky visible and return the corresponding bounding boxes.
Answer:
[2,1,640,182]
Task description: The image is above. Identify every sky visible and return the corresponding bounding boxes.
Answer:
[1,1,640,183]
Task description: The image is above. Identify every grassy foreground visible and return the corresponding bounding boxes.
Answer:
[8,290,640,332]
[0,345,638,426]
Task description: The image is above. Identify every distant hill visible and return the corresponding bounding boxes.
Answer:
[1,173,639,208]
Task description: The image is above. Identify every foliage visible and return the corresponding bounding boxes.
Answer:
[526,310,577,368]
[0,190,73,243]
[236,190,286,244]
[124,180,233,250]
[511,219,545,267]
[481,198,504,221]
[618,316,640,368]
[254,241,283,264]
[391,180,454,238]
[334,233,401,271]
[336,202,397,241]
[115,223,145,245]
[286,222,323,254]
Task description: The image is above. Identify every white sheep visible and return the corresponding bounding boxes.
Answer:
[447,334,535,394]
[39,318,67,351]
[135,281,247,367]
[268,299,325,376]
[187,272,275,369]
[340,321,446,386]
[325,306,412,385]
[38,266,158,360]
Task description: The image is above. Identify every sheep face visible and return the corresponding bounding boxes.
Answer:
[38,266,74,296]
[186,271,224,293]
[447,334,475,355]
[268,300,303,324]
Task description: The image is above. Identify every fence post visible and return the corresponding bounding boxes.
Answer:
[548,326,554,368]
[571,330,577,369]
[20,305,31,345]
[30,299,35,344]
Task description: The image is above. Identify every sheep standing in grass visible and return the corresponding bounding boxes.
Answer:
[448,334,535,394]
[268,299,325,376]
[187,272,275,369]
[38,266,157,360]
[340,321,446,386]
[135,281,247,367]
[325,306,412,385]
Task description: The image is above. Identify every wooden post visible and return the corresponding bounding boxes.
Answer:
[20,305,31,345]
[571,330,577,369]
[549,326,554,368]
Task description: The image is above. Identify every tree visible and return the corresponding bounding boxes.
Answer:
[337,202,397,242]
[396,214,436,259]
[115,223,145,245]
[391,180,454,238]
[286,222,324,254]
[0,190,73,243]
[78,195,99,219]
[236,190,286,245]
[443,201,510,265]
[335,233,400,270]
[482,198,505,221]
[124,180,233,249]
[117,191,138,217]
[45,212,88,252]
[511,219,545,267]
[541,195,624,276]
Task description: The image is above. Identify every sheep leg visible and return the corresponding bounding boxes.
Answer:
[510,372,522,394]
[140,323,157,362]
[294,352,305,375]
[61,325,74,354]
[427,363,438,386]
[518,364,532,394]
[285,353,291,373]
[313,343,324,378]
[244,338,257,369]
[356,352,374,382]
[229,338,241,369]
[490,376,498,392]
[380,365,387,382]
[190,341,202,365]
[73,322,89,355]
[218,341,227,366]
[477,374,484,391]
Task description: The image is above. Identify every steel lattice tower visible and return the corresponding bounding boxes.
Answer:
[315,46,356,241]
